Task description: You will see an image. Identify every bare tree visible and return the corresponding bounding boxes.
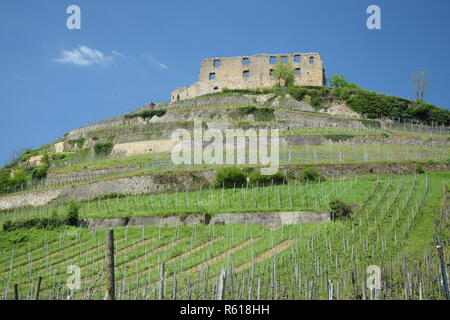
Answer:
[9,148,29,163]
[410,70,430,101]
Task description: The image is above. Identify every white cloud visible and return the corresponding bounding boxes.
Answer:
[54,45,113,66]
[112,50,125,58]
[145,53,168,70]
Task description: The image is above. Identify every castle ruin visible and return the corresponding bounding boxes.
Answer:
[171,52,324,102]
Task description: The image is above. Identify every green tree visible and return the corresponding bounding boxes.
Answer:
[273,61,295,87]
[330,74,348,88]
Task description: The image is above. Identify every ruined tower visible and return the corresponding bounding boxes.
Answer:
[171,52,324,102]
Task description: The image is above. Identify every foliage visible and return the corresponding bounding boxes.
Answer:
[222,87,274,95]
[272,61,295,87]
[89,192,128,202]
[66,201,80,226]
[3,202,79,232]
[94,142,114,157]
[248,170,285,187]
[18,149,39,162]
[68,137,86,150]
[415,164,425,174]
[329,199,352,219]
[31,164,50,180]
[124,109,167,120]
[297,167,326,184]
[237,106,275,121]
[30,153,50,181]
[330,74,348,88]
[324,134,355,142]
[287,74,450,125]
[360,119,381,128]
[213,166,247,189]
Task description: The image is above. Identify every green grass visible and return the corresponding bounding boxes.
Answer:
[50,143,449,175]
[1,174,366,222]
[0,172,448,300]
[0,172,449,300]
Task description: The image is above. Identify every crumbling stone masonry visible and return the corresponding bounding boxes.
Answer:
[171,53,324,101]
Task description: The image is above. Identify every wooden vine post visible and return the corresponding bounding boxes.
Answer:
[106,229,115,300]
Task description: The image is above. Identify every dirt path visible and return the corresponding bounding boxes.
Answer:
[234,238,296,273]
[183,238,258,275]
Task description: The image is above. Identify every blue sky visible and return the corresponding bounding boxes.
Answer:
[0,0,449,166]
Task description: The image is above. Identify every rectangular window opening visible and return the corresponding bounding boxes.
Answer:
[213,59,221,67]
[309,56,315,64]
[281,56,288,64]
[294,55,300,63]
[242,57,250,65]
[270,56,277,64]
[294,68,301,75]
[209,72,216,80]
[243,70,250,78]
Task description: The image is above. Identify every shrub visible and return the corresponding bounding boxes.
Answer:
[254,108,275,121]
[9,169,28,188]
[329,199,352,220]
[124,109,166,120]
[288,87,309,101]
[380,131,390,137]
[222,88,274,95]
[324,134,355,142]
[0,170,11,194]
[65,201,80,226]
[68,137,86,149]
[360,119,382,128]
[213,167,247,189]
[19,149,39,162]
[94,142,114,157]
[415,164,425,174]
[330,74,349,88]
[90,192,127,201]
[31,164,50,180]
[237,106,275,121]
[238,106,258,115]
[3,201,79,231]
[297,167,326,184]
[248,170,285,186]
[0,167,33,194]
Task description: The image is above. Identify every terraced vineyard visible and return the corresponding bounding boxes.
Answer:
[1,172,448,300]
[1,88,449,301]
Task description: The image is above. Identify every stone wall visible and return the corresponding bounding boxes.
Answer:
[209,211,330,226]
[111,140,180,157]
[171,53,324,101]
[79,211,331,230]
[0,189,64,209]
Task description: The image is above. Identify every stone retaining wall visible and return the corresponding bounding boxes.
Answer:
[79,211,331,230]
